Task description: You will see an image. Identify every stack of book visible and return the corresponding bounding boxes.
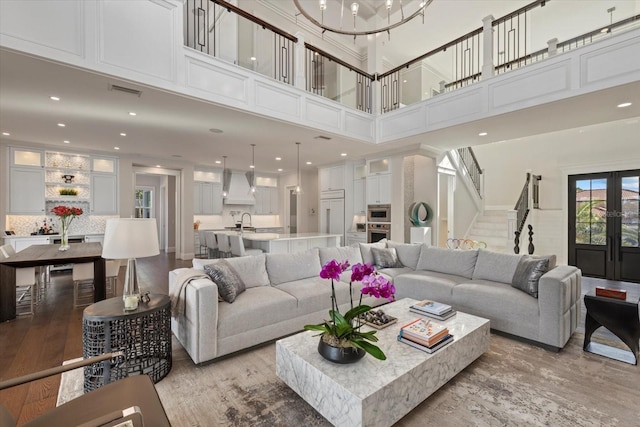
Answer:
[409,299,456,320]
[397,318,454,354]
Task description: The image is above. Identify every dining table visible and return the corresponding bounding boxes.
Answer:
[0,242,106,322]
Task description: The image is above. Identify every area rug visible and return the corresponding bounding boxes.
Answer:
[58,333,639,426]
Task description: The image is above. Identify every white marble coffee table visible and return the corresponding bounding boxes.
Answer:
[276,298,490,427]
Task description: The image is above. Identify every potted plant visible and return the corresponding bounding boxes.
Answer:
[304,260,396,363]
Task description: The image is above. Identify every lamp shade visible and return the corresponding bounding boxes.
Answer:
[102,218,160,259]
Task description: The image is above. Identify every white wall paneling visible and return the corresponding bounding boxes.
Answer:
[580,36,640,87]
[489,61,571,111]
[344,111,374,140]
[378,105,425,141]
[0,0,84,57]
[98,0,177,82]
[254,81,301,119]
[305,99,341,130]
[428,88,483,127]
[186,55,250,104]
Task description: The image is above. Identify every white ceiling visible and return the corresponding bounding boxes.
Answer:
[0,0,639,176]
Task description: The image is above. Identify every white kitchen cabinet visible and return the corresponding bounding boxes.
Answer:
[91,173,118,214]
[255,187,279,214]
[366,174,391,205]
[9,167,46,214]
[194,182,222,215]
[319,165,345,191]
[11,147,43,167]
[320,198,345,237]
[353,178,366,214]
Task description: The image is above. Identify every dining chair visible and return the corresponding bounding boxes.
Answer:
[0,244,38,315]
[204,231,218,258]
[215,233,232,258]
[228,234,263,257]
[72,260,120,308]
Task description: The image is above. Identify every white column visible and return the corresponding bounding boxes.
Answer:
[481,15,494,79]
[367,33,384,114]
[294,32,306,90]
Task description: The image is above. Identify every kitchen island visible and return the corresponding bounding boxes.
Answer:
[233,232,342,254]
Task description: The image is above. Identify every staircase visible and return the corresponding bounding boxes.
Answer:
[467,210,508,253]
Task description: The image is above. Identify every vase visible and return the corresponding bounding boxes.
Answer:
[318,336,366,364]
[59,221,70,251]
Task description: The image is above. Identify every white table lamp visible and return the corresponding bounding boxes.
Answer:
[102,218,160,310]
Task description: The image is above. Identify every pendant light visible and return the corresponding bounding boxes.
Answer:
[295,142,303,194]
[222,155,228,198]
[249,144,256,194]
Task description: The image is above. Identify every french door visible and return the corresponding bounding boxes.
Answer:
[568,170,640,282]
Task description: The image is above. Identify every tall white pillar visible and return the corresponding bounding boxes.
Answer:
[294,32,306,90]
[481,15,494,79]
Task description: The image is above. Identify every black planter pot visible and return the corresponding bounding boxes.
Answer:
[318,336,366,364]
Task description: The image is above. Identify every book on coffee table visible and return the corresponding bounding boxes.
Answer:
[411,300,452,315]
[409,307,457,321]
[399,318,449,347]
[397,334,454,354]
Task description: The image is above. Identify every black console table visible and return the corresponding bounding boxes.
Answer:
[583,293,640,365]
[82,294,172,392]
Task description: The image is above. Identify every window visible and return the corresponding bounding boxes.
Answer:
[135,187,153,218]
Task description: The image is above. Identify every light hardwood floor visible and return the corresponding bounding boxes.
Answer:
[0,252,637,425]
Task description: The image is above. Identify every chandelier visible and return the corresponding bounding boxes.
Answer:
[293,0,433,39]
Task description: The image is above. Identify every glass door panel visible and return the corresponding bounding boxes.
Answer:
[620,176,639,248]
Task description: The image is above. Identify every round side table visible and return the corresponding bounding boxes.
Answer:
[82,294,172,392]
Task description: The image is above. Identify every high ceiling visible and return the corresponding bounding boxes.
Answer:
[0,0,639,176]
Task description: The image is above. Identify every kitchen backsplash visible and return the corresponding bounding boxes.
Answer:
[6,215,118,236]
[194,213,281,230]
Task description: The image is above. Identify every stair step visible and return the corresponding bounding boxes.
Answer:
[470,228,507,237]
[472,222,507,231]
[476,216,507,224]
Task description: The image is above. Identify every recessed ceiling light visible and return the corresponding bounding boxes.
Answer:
[128,112,137,116]
[114,146,120,150]
[63,140,70,144]
[617,102,632,108]
[57,123,66,127]
[209,128,223,133]
[403,80,407,83]
[340,153,347,157]
[277,168,283,172]
[2,132,9,136]
[156,165,162,168]
[478,132,488,136]
[215,160,221,164]
[275,157,282,161]
[120,132,127,136]
[50,96,60,101]
[250,57,257,61]
[306,161,312,165]
[249,165,255,169]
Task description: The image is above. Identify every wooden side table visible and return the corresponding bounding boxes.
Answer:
[82,294,172,392]
[583,293,640,365]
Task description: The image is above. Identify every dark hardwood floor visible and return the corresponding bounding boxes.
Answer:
[0,253,638,426]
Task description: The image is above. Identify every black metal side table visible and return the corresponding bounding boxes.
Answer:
[583,293,640,365]
[82,294,172,392]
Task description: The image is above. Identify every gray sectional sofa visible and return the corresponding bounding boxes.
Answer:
[169,241,582,364]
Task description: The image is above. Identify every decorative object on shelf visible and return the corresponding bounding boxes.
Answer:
[59,188,78,196]
[62,174,75,183]
[293,0,433,40]
[102,218,160,311]
[51,205,83,251]
[408,201,433,226]
[305,260,396,363]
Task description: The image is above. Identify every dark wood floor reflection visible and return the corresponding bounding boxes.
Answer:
[0,251,637,425]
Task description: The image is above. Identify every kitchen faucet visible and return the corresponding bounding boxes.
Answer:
[240,212,252,232]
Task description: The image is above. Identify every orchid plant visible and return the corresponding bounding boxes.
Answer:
[304,259,396,360]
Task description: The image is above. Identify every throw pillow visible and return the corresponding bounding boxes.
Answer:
[359,240,387,265]
[511,257,549,298]
[225,254,270,288]
[386,241,421,269]
[371,247,403,268]
[204,260,246,303]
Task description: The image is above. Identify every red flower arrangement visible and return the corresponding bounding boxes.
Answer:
[51,205,84,218]
[51,205,83,250]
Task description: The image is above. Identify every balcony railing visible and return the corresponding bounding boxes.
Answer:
[184,0,640,115]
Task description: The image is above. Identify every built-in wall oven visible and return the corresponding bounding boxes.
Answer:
[368,223,390,243]
[367,204,391,223]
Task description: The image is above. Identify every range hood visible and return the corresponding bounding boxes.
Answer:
[223,170,255,205]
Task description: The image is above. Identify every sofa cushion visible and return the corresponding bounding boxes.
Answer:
[204,261,245,303]
[319,246,363,267]
[192,258,220,270]
[276,277,352,314]
[224,254,270,288]
[386,241,422,269]
[217,287,299,338]
[376,267,414,283]
[266,248,321,285]
[472,249,522,283]
[416,247,478,279]
[511,257,549,298]
[393,271,465,305]
[371,247,403,268]
[359,240,387,265]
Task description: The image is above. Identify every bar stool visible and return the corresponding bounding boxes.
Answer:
[204,231,218,258]
[228,234,263,257]
[0,244,38,315]
[197,230,208,257]
[215,233,232,258]
[72,260,121,308]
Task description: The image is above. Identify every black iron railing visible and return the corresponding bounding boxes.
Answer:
[513,173,531,254]
[304,44,374,113]
[456,147,483,198]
